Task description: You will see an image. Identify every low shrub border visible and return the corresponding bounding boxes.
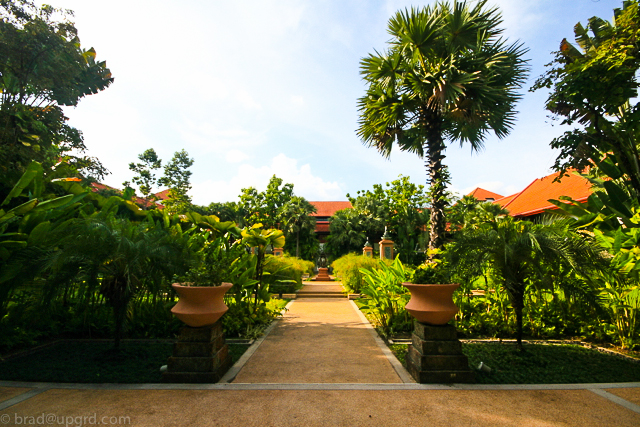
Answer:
[0,339,250,384]
[388,341,640,384]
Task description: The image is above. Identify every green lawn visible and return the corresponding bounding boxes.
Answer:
[390,342,640,384]
[0,340,249,383]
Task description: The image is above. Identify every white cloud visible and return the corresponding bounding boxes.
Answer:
[225,149,250,163]
[290,95,305,107]
[190,153,344,204]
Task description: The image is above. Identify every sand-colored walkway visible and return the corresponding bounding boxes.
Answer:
[1,280,640,426]
[233,283,402,383]
[1,386,640,426]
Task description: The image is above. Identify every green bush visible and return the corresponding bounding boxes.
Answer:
[263,254,314,293]
[359,258,413,337]
[331,253,388,293]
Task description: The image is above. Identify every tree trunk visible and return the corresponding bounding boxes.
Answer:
[296,229,300,258]
[423,110,448,251]
[113,304,125,350]
[511,287,525,351]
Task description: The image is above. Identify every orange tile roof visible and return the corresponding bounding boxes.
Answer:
[494,193,519,207]
[154,189,171,200]
[309,201,352,217]
[500,171,592,217]
[89,183,161,208]
[467,187,504,201]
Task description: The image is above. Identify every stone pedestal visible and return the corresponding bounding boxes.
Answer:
[379,238,394,260]
[406,322,475,384]
[163,321,232,383]
[313,267,333,281]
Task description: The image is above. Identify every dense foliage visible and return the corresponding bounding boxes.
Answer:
[533,1,640,201]
[0,0,113,197]
[326,176,429,263]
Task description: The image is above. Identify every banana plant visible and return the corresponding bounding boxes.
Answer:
[550,177,640,347]
[241,223,285,311]
[359,258,412,337]
[0,161,88,315]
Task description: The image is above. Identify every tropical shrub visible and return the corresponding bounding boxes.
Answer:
[331,253,386,293]
[263,254,313,293]
[359,258,413,337]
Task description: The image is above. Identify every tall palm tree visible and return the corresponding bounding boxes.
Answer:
[280,196,317,258]
[357,0,528,250]
[448,216,605,349]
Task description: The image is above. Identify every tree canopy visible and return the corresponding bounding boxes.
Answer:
[533,0,640,200]
[0,0,113,195]
[357,0,528,251]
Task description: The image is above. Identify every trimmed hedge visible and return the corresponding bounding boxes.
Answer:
[264,254,314,293]
[331,253,390,293]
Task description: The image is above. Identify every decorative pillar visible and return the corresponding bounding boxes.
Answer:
[379,227,394,260]
[363,240,373,257]
[163,321,232,383]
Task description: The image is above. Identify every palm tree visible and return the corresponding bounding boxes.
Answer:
[49,216,187,349]
[357,0,528,250]
[280,196,317,258]
[448,216,605,349]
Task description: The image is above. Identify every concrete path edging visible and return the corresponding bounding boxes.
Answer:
[1,380,639,391]
[348,299,414,383]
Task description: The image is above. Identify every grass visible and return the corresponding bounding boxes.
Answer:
[389,342,640,384]
[0,340,249,383]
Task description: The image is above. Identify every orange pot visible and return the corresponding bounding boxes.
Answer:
[403,283,460,325]
[171,283,232,327]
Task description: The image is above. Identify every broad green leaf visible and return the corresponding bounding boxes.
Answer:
[7,199,38,216]
[27,222,51,246]
[0,240,28,249]
[596,157,623,180]
[33,194,74,211]
[2,162,43,206]
[603,181,633,219]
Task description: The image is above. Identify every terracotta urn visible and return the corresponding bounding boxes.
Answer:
[171,283,233,327]
[402,283,460,325]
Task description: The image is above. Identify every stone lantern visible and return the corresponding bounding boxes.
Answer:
[363,239,373,257]
[379,227,394,260]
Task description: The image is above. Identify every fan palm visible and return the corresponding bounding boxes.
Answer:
[48,216,187,348]
[357,0,528,250]
[448,216,606,349]
[280,196,317,258]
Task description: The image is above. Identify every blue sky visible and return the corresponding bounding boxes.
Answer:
[39,0,619,205]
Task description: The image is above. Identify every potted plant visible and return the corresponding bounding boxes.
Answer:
[171,234,241,328]
[403,251,459,325]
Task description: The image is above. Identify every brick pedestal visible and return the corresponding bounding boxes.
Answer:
[313,267,333,281]
[163,321,232,383]
[406,322,475,384]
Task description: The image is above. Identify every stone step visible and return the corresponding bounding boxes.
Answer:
[296,292,345,299]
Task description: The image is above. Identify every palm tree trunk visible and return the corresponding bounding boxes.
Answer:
[423,111,447,251]
[113,304,125,350]
[511,287,525,351]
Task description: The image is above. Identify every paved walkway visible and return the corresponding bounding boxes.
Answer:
[1,280,640,426]
[232,282,403,383]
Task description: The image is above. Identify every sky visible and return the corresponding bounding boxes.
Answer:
[36,0,620,205]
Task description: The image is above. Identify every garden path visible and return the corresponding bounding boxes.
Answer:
[231,281,406,383]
